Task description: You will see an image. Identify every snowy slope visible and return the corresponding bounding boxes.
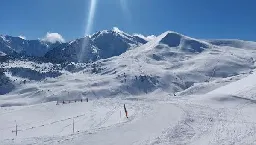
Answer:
[207,39,256,49]
[1,30,256,144]
[2,80,256,144]
[208,70,256,100]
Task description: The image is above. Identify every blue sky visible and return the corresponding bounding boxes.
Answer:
[1,0,255,41]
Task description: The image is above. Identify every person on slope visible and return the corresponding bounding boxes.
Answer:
[124,104,128,118]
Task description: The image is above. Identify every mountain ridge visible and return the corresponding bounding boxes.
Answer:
[1,29,256,64]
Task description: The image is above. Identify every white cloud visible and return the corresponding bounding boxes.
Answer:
[41,32,65,43]
[18,35,26,40]
[133,33,156,41]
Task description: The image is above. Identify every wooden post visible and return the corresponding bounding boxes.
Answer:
[15,123,17,136]
[72,118,74,133]
[12,121,19,136]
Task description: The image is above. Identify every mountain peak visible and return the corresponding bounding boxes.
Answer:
[91,27,127,40]
[157,30,210,52]
[163,30,182,35]
[112,27,124,34]
[159,31,184,47]
[90,28,147,45]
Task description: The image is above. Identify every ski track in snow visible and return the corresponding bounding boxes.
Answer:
[2,96,256,145]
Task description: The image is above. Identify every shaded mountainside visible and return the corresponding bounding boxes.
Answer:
[159,31,210,53]
[0,35,61,57]
[0,69,15,95]
[45,29,147,63]
[0,28,147,63]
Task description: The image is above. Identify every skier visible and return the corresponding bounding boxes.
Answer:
[124,104,128,118]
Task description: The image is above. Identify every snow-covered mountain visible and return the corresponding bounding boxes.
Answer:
[207,39,256,49]
[1,30,256,102]
[0,35,61,57]
[45,28,147,63]
[1,29,256,144]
